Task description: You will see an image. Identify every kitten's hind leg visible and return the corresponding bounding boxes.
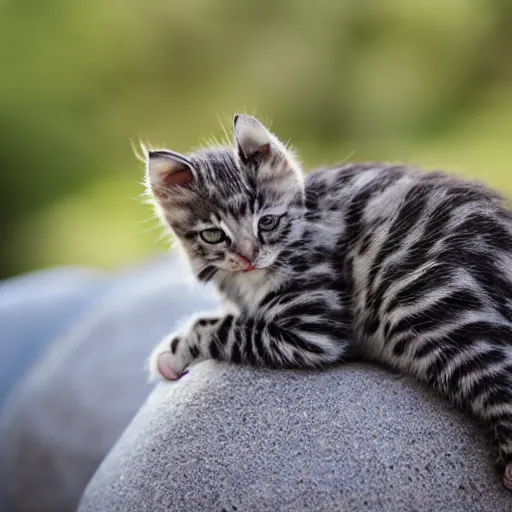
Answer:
[415,332,512,490]
[504,464,512,490]
[489,416,512,490]
[457,362,512,491]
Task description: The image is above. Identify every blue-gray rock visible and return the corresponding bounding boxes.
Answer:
[0,266,106,410]
[78,360,512,512]
[0,256,217,512]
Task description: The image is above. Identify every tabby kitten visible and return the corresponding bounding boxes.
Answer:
[146,114,512,490]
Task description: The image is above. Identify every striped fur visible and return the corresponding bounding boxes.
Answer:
[146,115,512,489]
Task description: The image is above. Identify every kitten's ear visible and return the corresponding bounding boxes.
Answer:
[233,114,273,164]
[146,150,194,198]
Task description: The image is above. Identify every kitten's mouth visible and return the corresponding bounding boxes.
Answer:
[242,264,256,272]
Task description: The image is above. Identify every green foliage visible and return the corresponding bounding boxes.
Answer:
[0,0,511,277]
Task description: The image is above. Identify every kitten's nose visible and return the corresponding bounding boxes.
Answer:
[235,241,259,264]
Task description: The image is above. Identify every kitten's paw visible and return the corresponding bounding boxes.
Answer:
[148,314,221,382]
[504,463,512,491]
[155,347,185,381]
[149,335,194,382]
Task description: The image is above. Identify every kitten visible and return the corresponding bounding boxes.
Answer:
[145,114,512,490]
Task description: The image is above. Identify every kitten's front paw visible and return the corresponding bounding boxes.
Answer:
[149,334,194,382]
[504,463,512,491]
[149,315,221,382]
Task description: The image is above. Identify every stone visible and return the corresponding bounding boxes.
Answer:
[0,266,105,410]
[0,256,217,512]
[78,361,512,512]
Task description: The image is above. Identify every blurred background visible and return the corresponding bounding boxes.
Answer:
[1,4,512,509]
[1,0,511,279]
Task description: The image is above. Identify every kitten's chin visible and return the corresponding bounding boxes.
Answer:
[224,263,270,273]
[225,265,268,276]
[239,266,266,274]
[195,262,273,282]
[234,268,268,282]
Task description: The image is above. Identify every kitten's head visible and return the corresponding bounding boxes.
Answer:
[145,114,305,281]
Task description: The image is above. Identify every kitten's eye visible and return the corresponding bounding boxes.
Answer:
[200,228,226,244]
[258,214,279,231]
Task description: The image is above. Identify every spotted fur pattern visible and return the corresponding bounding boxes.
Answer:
[146,115,512,489]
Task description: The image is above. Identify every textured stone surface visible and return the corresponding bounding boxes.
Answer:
[78,361,512,512]
[0,256,217,512]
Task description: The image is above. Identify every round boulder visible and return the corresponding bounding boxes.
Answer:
[78,361,512,512]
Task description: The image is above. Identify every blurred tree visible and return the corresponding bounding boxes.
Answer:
[0,0,511,277]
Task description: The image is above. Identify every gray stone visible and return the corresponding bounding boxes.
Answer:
[78,361,512,512]
[0,256,217,512]
[0,266,106,410]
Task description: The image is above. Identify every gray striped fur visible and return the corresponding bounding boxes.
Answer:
[146,115,512,490]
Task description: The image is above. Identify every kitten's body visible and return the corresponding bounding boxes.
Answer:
[146,115,512,490]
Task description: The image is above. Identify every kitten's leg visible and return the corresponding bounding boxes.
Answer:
[447,359,512,489]
[486,403,512,489]
[381,269,512,489]
[505,463,512,490]
[405,334,512,489]
[150,305,352,380]
[150,284,351,379]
